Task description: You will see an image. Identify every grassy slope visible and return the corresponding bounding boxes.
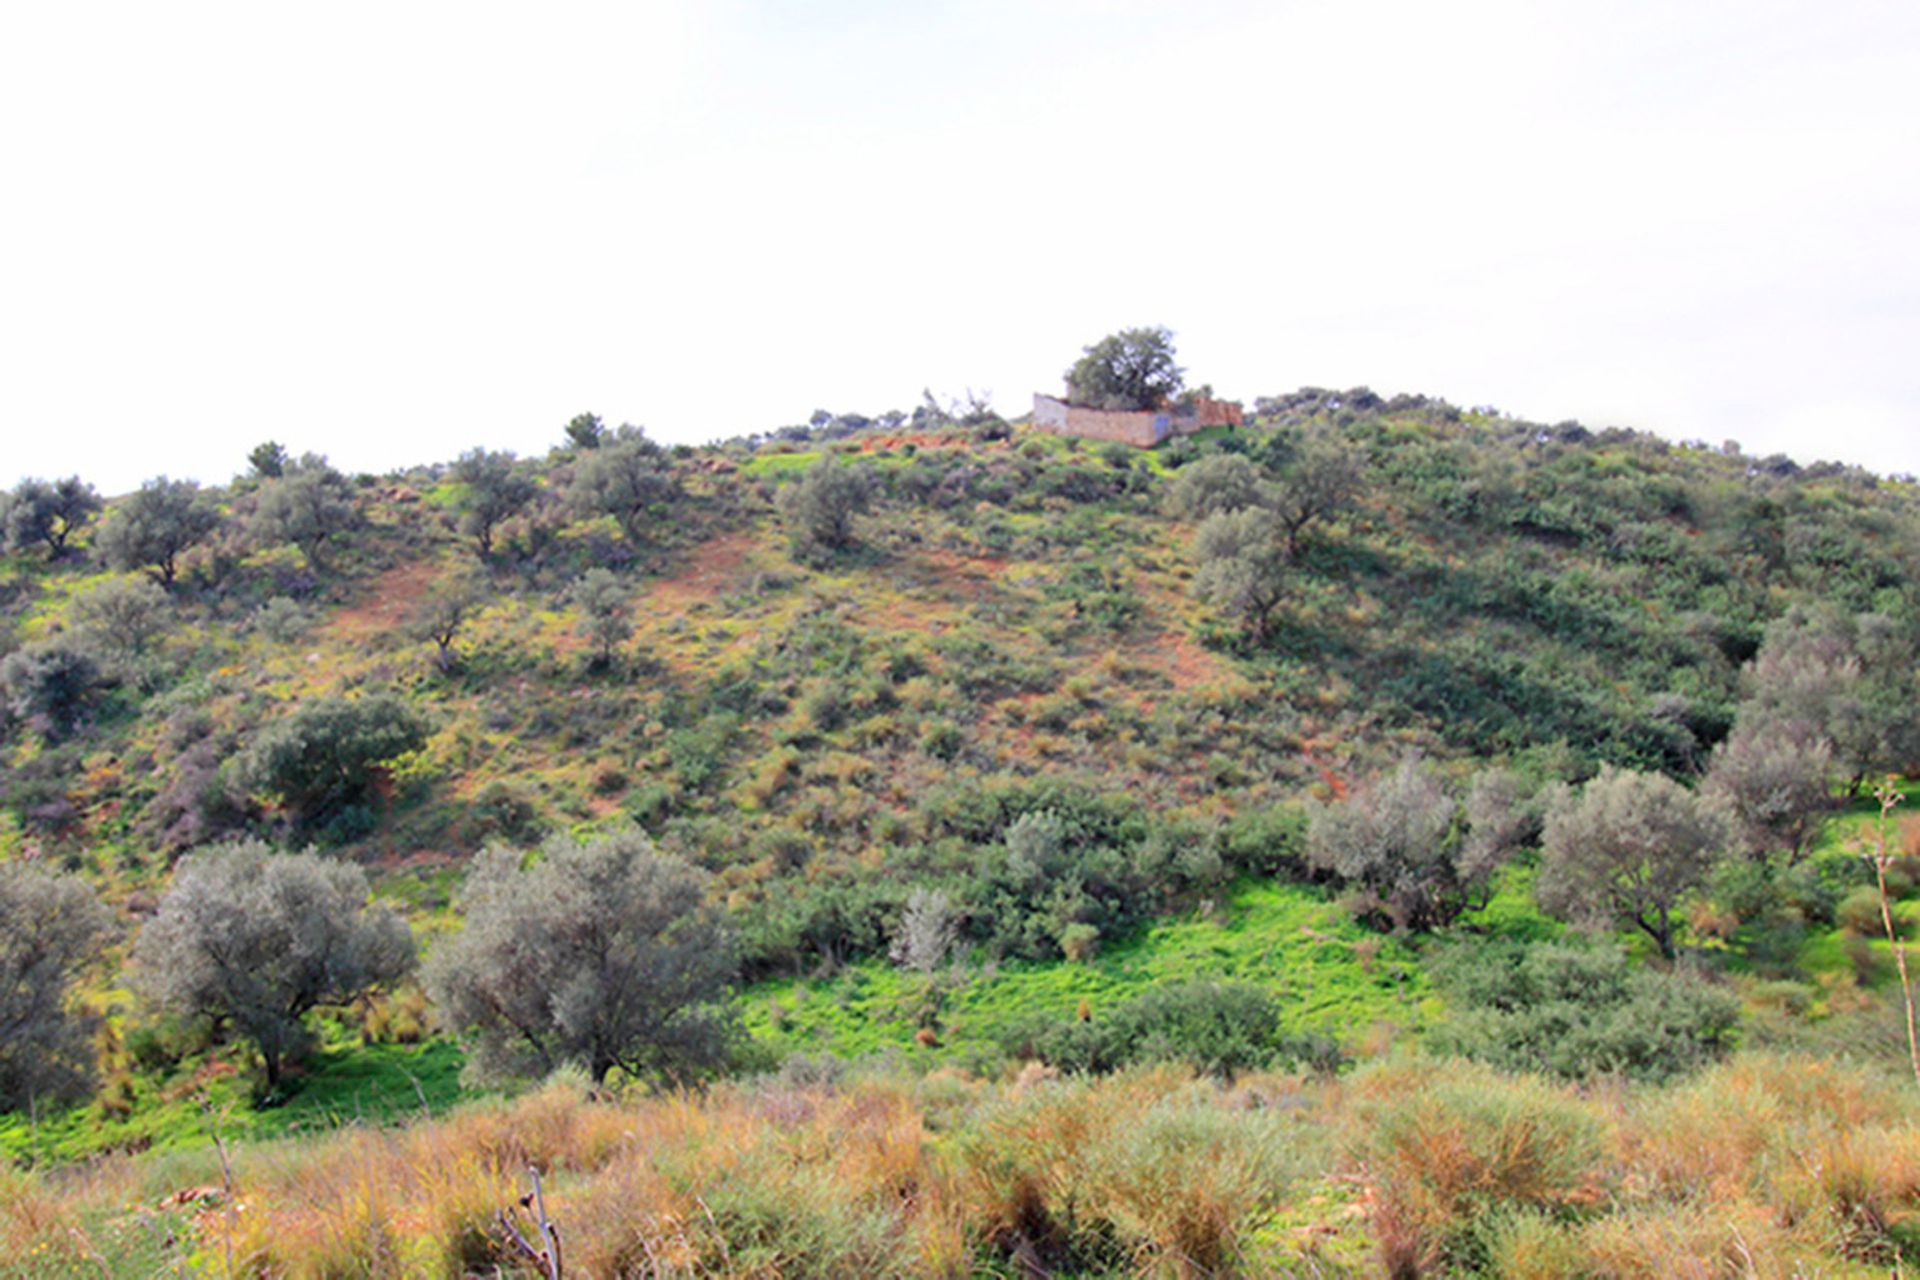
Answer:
[0,1030,468,1166]
[5,410,1920,1165]
[743,880,1437,1064]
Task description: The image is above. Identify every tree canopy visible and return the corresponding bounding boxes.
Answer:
[775,459,876,558]
[1537,768,1732,959]
[251,455,359,569]
[96,476,221,588]
[132,841,414,1089]
[0,864,111,1112]
[572,568,632,670]
[1301,756,1517,931]
[235,694,430,832]
[425,826,740,1085]
[450,448,537,558]
[2,476,100,557]
[1064,327,1184,411]
[569,426,679,544]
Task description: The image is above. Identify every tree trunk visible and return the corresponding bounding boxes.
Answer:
[1635,910,1676,961]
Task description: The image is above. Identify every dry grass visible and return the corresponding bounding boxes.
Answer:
[3,1053,1918,1276]
[1345,1059,1612,1275]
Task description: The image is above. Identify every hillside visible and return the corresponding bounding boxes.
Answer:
[4,390,1920,1273]
[6,395,1915,946]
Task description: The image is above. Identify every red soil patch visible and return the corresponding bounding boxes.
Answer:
[919,546,1011,577]
[1158,627,1231,692]
[1131,575,1234,694]
[372,847,464,875]
[323,561,440,645]
[867,546,1016,633]
[855,433,992,453]
[650,530,758,611]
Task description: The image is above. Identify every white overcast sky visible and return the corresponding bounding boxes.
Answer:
[3,0,1918,492]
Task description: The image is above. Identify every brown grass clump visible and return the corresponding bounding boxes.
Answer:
[1346,1058,1612,1276]
[1526,1199,1792,1279]
[1621,1052,1908,1204]
[0,1165,96,1272]
[12,1050,1920,1276]
[1081,1090,1304,1276]
[948,1067,1310,1277]
[1774,1125,1920,1264]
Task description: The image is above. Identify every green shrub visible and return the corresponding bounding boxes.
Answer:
[253,595,312,643]
[1837,884,1895,936]
[1218,804,1309,877]
[0,642,101,742]
[919,719,963,760]
[1429,942,1738,1083]
[1001,980,1343,1079]
[667,712,737,793]
[234,693,430,832]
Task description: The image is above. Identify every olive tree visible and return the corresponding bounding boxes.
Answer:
[247,441,289,480]
[1305,756,1475,930]
[1702,720,1835,858]
[3,476,101,558]
[408,568,489,673]
[251,455,359,569]
[425,826,739,1086]
[569,426,679,544]
[450,448,538,558]
[1167,453,1263,520]
[1735,607,1920,787]
[133,841,414,1090]
[1063,326,1183,410]
[96,476,221,588]
[1191,507,1290,641]
[1,642,101,741]
[564,412,606,451]
[572,568,632,671]
[1266,424,1364,557]
[71,576,170,662]
[1458,767,1541,882]
[889,887,960,974]
[235,693,430,830]
[775,459,876,558]
[1536,767,1731,959]
[0,864,112,1114]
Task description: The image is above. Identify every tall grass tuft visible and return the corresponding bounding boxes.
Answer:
[1348,1058,1611,1275]
[1082,1089,1306,1276]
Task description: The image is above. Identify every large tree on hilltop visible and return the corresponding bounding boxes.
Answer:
[1064,326,1185,411]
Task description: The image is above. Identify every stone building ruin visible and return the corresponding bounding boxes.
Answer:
[1031,392,1243,447]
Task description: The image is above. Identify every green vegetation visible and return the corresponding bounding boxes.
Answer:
[743,881,1433,1064]
[1063,324,1185,410]
[424,826,738,1086]
[4,379,1920,1274]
